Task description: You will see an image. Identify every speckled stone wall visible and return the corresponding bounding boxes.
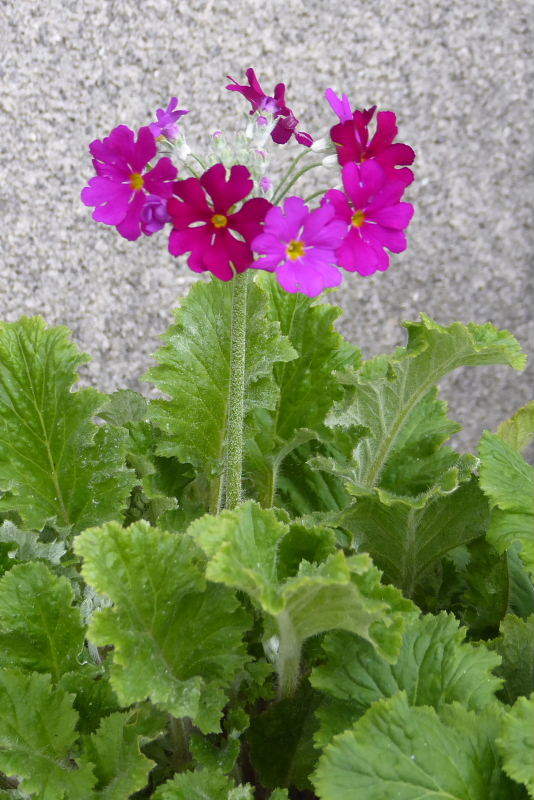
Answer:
[1,0,532,449]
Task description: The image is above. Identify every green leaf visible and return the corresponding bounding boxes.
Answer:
[246,275,360,506]
[0,668,94,799]
[479,431,534,575]
[340,476,489,597]
[83,711,154,799]
[0,561,85,681]
[317,315,525,495]
[74,520,251,733]
[497,401,534,453]
[490,615,534,704]
[145,277,295,487]
[0,521,65,565]
[312,613,502,747]
[189,502,413,667]
[314,693,512,799]
[247,682,321,790]
[497,693,534,797]
[58,665,120,735]
[0,317,135,532]
[153,768,253,800]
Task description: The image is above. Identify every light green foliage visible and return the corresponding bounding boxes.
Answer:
[0,669,94,798]
[341,476,489,596]
[145,278,295,485]
[74,520,250,733]
[0,317,135,532]
[189,502,413,666]
[312,613,502,746]
[0,561,85,680]
[497,401,534,453]
[490,615,534,704]
[314,693,512,799]
[479,431,534,575]
[247,275,360,505]
[0,521,65,565]
[153,768,253,800]
[317,315,525,495]
[497,692,534,796]
[83,711,154,799]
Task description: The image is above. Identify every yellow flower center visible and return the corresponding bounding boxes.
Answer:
[286,240,305,260]
[130,172,144,190]
[351,210,366,227]
[211,214,228,228]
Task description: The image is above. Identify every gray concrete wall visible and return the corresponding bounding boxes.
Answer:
[1,0,532,450]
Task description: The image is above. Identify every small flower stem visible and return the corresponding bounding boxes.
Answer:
[273,161,325,204]
[271,149,309,204]
[225,270,250,509]
[304,188,331,203]
[276,610,302,699]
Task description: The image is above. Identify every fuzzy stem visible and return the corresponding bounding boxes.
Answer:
[225,270,250,509]
[272,161,325,205]
[276,610,302,699]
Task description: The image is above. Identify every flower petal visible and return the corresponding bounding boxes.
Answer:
[201,163,253,211]
[371,202,414,229]
[230,197,272,242]
[115,192,147,240]
[131,126,157,172]
[144,157,178,197]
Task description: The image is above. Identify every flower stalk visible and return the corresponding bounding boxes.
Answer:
[224,270,250,509]
[276,610,301,699]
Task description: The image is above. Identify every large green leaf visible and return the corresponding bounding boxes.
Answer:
[188,502,414,684]
[0,668,94,799]
[74,520,251,733]
[316,315,526,495]
[145,277,295,497]
[479,431,534,575]
[314,693,513,799]
[0,317,135,532]
[312,613,502,747]
[490,615,534,704]
[497,693,534,797]
[246,276,359,506]
[497,401,534,453]
[59,665,120,734]
[153,768,253,799]
[0,561,85,681]
[83,711,154,799]
[340,476,489,597]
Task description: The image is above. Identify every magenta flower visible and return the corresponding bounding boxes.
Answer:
[330,107,415,185]
[167,163,272,281]
[325,160,414,276]
[81,125,177,241]
[251,197,346,297]
[325,88,353,122]
[149,97,189,140]
[140,195,171,236]
[226,68,313,147]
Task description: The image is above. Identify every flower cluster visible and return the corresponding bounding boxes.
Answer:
[82,72,415,296]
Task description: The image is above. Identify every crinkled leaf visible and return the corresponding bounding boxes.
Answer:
[247,682,321,790]
[479,431,534,575]
[74,520,250,733]
[58,665,120,735]
[189,502,413,664]
[490,615,534,704]
[0,561,85,681]
[0,669,94,799]
[145,277,295,487]
[83,711,154,799]
[317,315,525,495]
[497,401,534,453]
[312,613,502,747]
[314,693,512,799]
[341,476,489,597]
[153,768,253,800]
[0,317,135,531]
[246,275,359,506]
[0,521,65,565]
[498,692,534,797]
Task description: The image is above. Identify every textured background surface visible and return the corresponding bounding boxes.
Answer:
[1,0,532,450]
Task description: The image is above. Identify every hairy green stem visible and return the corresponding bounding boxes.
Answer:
[276,610,302,699]
[271,149,308,205]
[272,161,325,205]
[225,271,250,509]
[169,716,191,769]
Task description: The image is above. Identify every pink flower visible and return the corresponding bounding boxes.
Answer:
[226,68,313,147]
[167,163,272,281]
[149,97,189,140]
[140,195,171,235]
[325,160,414,276]
[251,196,346,297]
[81,125,177,241]
[330,107,415,185]
[325,88,353,122]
